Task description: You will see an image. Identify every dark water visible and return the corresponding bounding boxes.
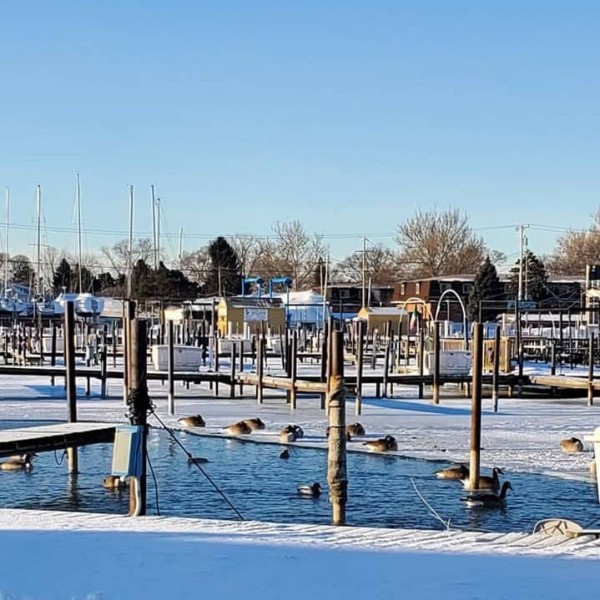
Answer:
[1,421,598,533]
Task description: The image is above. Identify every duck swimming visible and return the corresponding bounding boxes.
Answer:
[103,475,128,489]
[187,457,209,465]
[226,421,252,435]
[297,482,322,497]
[363,435,397,452]
[435,464,469,480]
[0,453,34,471]
[243,417,266,431]
[346,422,366,436]
[560,437,584,454]
[279,449,290,459]
[461,467,503,491]
[178,415,206,428]
[462,481,513,508]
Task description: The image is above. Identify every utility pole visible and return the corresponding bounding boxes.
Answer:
[517,224,530,301]
[156,197,161,266]
[178,227,184,260]
[76,174,83,294]
[36,185,42,298]
[151,185,157,270]
[127,185,134,299]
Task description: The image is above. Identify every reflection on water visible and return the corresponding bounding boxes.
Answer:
[0,424,597,533]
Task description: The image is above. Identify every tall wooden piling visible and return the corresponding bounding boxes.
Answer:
[290,331,298,410]
[168,320,175,415]
[128,319,149,516]
[65,301,78,474]
[327,330,347,526]
[468,323,483,491]
[432,321,440,405]
[256,337,265,404]
[418,326,425,399]
[588,332,595,407]
[383,321,391,398]
[50,322,57,386]
[230,343,237,398]
[492,325,501,412]
[320,322,329,410]
[100,345,108,399]
[355,320,365,415]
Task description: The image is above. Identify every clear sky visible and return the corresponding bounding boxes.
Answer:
[1,1,599,270]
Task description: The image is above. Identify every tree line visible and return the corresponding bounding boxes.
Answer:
[4,207,596,301]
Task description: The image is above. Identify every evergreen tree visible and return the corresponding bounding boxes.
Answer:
[508,250,549,303]
[467,256,503,322]
[205,237,242,295]
[11,255,34,287]
[53,258,73,293]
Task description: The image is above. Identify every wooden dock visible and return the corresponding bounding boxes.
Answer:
[530,374,600,391]
[0,422,117,458]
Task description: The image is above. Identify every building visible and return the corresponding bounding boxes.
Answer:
[217,296,286,337]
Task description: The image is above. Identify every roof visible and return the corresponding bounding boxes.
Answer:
[223,296,284,309]
[359,307,407,316]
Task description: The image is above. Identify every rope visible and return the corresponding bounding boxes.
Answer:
[146,448,161,516]
[53,449,67,466]
[410,477,451,531]
[148,408,244,521]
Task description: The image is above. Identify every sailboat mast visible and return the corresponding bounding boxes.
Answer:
[4,187,9,297]
[127,184,134,299]
[36,185,42,298]
[178,227,184,260]
[151,184,157,269]
[156,197,161,267]
[77,173,83,294]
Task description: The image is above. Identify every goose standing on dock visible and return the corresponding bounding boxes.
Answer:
[297,482,322,497]
[436,464,469,480]
[461,467,503,491]
[462,481,513,508]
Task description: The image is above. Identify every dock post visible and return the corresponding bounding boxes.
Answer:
[418,326,425,399]
[230,343,237,398]
[327,330,347,526]
[290,331,298,410]
[432,321,440,404]
[320,321,329,410]
[383,321,391,398]
[355,320,365,415]
[65,301,78,474]
[550,340,556,376]
[214,334,220,397]
[128,319,148,516]
[256,337,264,404]
[492,325,501,412]
[50,322,57,386]
[100,345,108,399]
[168,320,175,415]
[468,322,483,491]
[588,332,595,407]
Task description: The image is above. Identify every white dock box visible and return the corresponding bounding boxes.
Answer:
[217,339,253,355]
[424,350,472,376]
[584,427,600,502]
[151,345,203,372]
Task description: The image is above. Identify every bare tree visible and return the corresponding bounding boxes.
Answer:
[333,245,403,284]
[548,210,600,276]
[177,247,211,287]
[227,234,260,277]
[101,238,154,276]
[253,221,328,289]
[395,208,486,278]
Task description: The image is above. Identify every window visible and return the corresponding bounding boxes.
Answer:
[400,284,406,295]
[415,282,421,295]
[439,282,452,292]
[339,289,350,299]
[462,283,472,294]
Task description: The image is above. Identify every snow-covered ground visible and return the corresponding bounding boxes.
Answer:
[0,358,598,599]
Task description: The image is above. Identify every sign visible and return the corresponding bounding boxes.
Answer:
[507,300,536,310]
[244,308,268,322]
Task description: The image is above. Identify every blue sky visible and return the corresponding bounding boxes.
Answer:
[1,1,599,270]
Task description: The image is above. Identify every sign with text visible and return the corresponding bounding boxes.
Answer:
[244,308,268,322]
[507,300,536,310]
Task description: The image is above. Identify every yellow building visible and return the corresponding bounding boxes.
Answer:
[356,306,407,334]
[217,297,286,337]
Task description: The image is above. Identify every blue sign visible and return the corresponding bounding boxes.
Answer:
[507,300,536,310]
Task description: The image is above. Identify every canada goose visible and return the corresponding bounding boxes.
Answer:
[463,481,513,508]
[0,453,34,471]
[279,449,290,459]
[560,437,584,454]
[461,467,503,491]
[243,417,266,431]
[187,456,209,465]
[326,426,352,441]
[279,425,297,443]
[297,482,322,497]
[226,421,252,435]
[293,425,304,439]
[363,435,397,452]
[436,464,469,480]
[347,422,366,437]
[178,415,206,428]
[103,475,127,489]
